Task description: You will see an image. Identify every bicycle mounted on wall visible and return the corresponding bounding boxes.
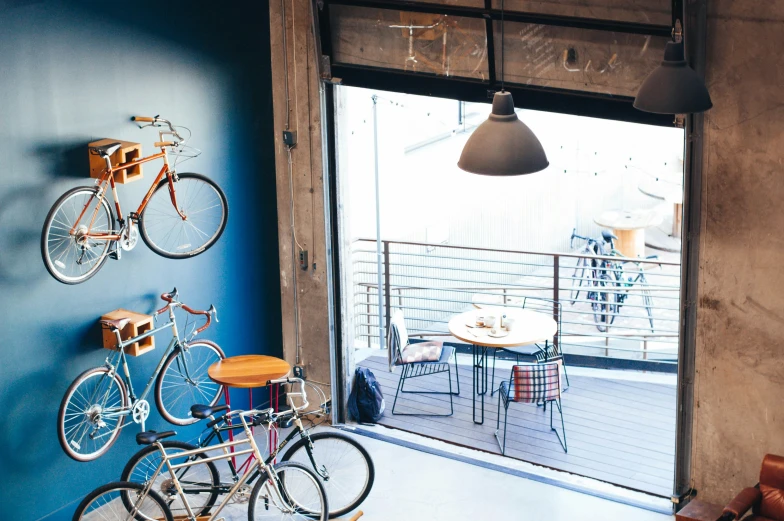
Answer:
[41,116,229,284]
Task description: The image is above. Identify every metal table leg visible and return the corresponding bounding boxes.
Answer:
[473,344,488,424]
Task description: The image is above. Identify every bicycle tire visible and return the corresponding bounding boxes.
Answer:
[281,431,374,518]
[58,366,128,462]
[121,440,220,517]
[248,461,329,521]
[139,172,228,259]
[569,257,588,304]
[591,274,615,333]
[41,186,115,284]
[642,285,655,332]
[154,340,225,425]
[72,481,173,521]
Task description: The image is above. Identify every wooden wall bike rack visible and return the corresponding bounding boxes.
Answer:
[101,309,155,356]
[88,138,143,184]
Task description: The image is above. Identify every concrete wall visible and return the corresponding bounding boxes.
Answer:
[0,2,280,518]
[691,0,784,503]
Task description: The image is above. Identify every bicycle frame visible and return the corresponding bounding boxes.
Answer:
[138,412,291,521]
[69,146,184,240]
[96,306,194,429]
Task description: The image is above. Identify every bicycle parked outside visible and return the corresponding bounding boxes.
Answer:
[569,228,658,332]
[41,116,228,285]
[72,396,328,521]
[58,288,224,462]
[122,378,374,519]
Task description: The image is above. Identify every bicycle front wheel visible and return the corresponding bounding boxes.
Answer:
[41,186,115,284]
[73,481,173,521]
[139,172,228,258]
[281,431,374,518]
[155,340,225,425]
[249,461,329,521]
[58,366,128,462]
[121,440,220,517]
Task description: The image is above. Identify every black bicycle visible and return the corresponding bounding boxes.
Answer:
[570,229,658,332]
[122,378,374,519]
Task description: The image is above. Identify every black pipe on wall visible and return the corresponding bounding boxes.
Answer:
[0,2,280,519]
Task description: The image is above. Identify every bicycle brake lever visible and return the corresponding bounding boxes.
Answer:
[209,304,219,323]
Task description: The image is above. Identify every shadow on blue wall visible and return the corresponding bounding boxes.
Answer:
[0,1,280,519]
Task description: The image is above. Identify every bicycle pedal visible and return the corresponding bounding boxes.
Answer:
[109,247,122,260]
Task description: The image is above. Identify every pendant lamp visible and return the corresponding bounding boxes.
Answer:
[634,31,712,114]
[457,0,548,176]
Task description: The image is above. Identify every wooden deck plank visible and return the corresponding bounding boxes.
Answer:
[364,358,677,447]
[359,355,676,497]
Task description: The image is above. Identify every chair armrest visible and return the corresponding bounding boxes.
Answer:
[723,487,762,520]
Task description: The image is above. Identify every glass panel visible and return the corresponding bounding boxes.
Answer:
[491,0,671,26]
[330,5,489,80]
[495,21,668,97]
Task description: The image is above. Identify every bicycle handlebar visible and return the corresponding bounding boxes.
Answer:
[131,115,186,143]
[155,287,217,335]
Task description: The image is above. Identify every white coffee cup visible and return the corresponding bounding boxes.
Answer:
[504,318,516,331]
[485,316,497,327]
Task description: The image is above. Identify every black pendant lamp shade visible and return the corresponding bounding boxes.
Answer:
[634,41,712,114]
[458,91,549,176]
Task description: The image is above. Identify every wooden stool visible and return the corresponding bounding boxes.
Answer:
[208,355,291,465]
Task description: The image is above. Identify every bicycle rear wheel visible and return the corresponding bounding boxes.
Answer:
[155,340,225,425]
[139,172,228,258]
[248,461,328,521]
[121,440,220,517]
[281,431,374,518]
[73,481,172,521]
[590,274,617,333]
[41,186,115,284]
[58,366,128,462]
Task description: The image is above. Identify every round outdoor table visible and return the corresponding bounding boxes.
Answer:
[448,308,556,424]
[594,209,662,258]
[638,180,684,238]
[209,355,291,462]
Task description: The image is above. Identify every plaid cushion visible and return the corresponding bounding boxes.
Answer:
[512,363,560,403]
[400,341,443,364]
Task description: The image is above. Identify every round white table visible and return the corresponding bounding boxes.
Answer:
[638,180,684,238]
[448,308,557,424]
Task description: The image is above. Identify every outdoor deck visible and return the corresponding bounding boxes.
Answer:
[359,354,676,497]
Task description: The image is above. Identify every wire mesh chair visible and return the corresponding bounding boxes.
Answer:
[495,362,567,454]
[388,310,460,416]
[490,296,569,396]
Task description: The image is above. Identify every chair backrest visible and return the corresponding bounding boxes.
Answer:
[759,454,784,520]
[510,362,561,403]
[387,310,410,365]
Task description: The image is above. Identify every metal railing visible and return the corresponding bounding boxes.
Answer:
[351,238,681,365]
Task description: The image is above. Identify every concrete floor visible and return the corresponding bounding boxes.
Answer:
[215,429,673,521]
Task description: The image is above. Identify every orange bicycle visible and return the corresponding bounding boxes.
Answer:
[41,116,228,284]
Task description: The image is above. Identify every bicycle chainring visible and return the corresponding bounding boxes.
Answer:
[120,222,139,251]
[234,484,253,504]
[132,400,150,424]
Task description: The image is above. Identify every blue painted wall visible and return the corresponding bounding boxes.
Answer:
[0,1,281,519]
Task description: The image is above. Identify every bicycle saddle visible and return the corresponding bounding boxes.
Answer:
[191,404,229,420]
[100,317,130,331]
[601,230,618,242]
[136,430,177,445]
[89,142,122,158]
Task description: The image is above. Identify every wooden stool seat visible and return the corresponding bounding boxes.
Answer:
[208,355,291,388]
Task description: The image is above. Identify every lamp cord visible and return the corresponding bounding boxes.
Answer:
[500,0,505,92]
